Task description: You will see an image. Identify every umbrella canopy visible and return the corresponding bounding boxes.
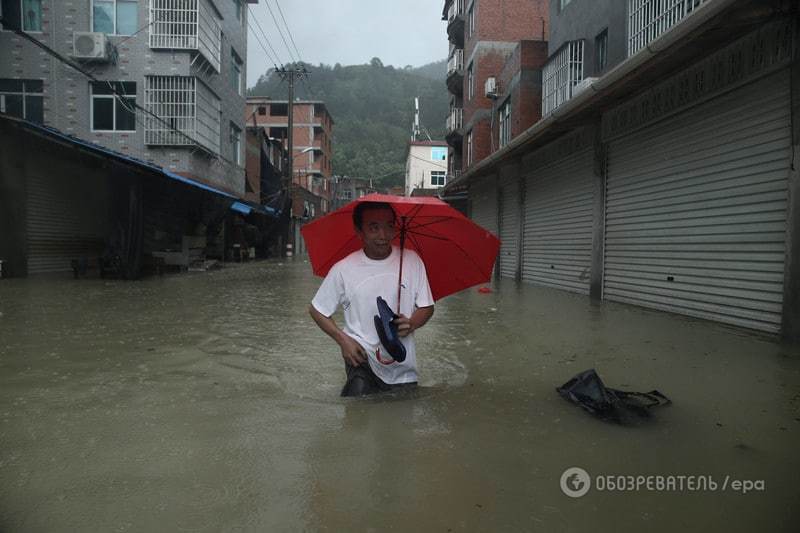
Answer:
[301,193,501,302]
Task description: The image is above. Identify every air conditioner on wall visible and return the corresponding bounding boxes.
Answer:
[484,77,497,98]
[72,32,110,61]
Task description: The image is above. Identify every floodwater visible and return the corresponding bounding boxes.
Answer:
[0,260,798,532]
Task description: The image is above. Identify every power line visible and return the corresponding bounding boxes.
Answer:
[6,24,209,151]
[247,15,280,68]
[273,0,303,62]
[247,4,285,67]
[261,1,298,64]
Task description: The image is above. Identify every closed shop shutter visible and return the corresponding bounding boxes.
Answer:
[522,148,594,294]
[469,177,498,237]
[604,70,791,333]
[498,174,520,279]
[27,171,108,274]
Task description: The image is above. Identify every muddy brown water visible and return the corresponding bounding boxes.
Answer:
[1,259,798,532]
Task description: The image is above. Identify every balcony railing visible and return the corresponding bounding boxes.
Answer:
[447,107,463,132]
[447,49,464,75]
[447,0,464,23]
[150,0,221,72]
[628,0,708,56]
[144,75,221,155]
[542,40,584,117]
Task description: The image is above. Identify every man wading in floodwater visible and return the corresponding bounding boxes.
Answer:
[309,202,435,396]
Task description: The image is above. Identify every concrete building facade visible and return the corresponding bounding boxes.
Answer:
[404,140,448,195]
[443,0,549,180]
[445,0,800,340]
[245,97,334,213]
[0,0,254,194]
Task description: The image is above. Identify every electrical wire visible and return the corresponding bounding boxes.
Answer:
[261,0,298,64]
[273,0,303,63]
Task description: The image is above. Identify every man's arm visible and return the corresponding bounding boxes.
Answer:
[395,305,434,337]
[308,305,367,366]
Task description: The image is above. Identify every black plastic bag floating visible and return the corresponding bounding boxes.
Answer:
[557,369,671,425]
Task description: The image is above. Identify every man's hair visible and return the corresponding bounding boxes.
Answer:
[352,202,396,230]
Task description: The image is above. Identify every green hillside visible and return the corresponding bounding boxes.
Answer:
[248,59,448,188]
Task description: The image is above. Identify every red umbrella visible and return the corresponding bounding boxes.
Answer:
[301,193,501,303]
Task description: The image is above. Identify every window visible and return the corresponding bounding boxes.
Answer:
[144,76,221,154]
[257,105,266,115]
[269,126,287,139]
[270,103,288,116]
[92,0,137,35]
[466,130,473,165]
[1,0,42,31]
[230,49,243,95]
[467,62,474,100]
[91,81,136,131]
[467,4,474,36]
[498,99,511,148]
[431,147,447,161]
[0,79,43,123]
[595,29,608,73]
[230,122,241,165]
[431,170,446,187]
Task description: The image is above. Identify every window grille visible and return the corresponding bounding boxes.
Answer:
[542,40,584,116]
[149,0,221,72]
[628,0,707,57]
[144,75,220,154]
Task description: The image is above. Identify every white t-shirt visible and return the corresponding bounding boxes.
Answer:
[311,246,434,385]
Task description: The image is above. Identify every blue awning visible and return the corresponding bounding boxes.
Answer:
[230,201,252,215]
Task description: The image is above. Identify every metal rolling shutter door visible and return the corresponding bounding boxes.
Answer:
[469,178,498,237]
[603,70,790,333]
[498,175,520,278]
[522,148,594,294]
[27,172,107,274]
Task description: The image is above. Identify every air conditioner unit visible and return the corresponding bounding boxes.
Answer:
[572,77,598,97]
[484,77,497,98]
[73,32,110,61]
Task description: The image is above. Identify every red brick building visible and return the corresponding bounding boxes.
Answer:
[245,97,334,214]
[443,0,549,177]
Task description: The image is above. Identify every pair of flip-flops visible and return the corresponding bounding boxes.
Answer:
[373,296,407,362]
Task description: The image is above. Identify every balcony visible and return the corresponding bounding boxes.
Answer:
[628,0,709,56]
[149,0,222,72]
[446,0,465,47]
[542,40,585,117]
[144,75,221,155]
[446,49,464,95]
[445,107,463,146]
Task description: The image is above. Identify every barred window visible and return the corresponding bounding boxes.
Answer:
[144,76,220,154]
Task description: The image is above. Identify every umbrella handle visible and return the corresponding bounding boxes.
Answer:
[397,217,406,313]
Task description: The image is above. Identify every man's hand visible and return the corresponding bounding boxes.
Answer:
[394,314,414,337]
[338,334,367,367]
[309,304,366,366]
[394,306,434,338]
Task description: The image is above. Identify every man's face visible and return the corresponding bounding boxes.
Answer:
[356,207,397,260]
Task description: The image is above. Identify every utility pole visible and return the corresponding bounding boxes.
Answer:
[275,65,308,188]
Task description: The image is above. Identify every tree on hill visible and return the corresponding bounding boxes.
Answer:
[249,59,448,188]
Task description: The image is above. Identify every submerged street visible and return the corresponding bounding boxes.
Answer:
[1,260,799,532]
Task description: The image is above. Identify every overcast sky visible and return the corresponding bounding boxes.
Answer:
[246,1,448,87]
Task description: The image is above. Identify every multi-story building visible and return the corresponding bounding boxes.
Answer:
[542,0,627,116]
[0,0,255,194]
[245,97,334,213]
[442,0,549,178]
[444,0,800,339]
[404,140,448,196]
